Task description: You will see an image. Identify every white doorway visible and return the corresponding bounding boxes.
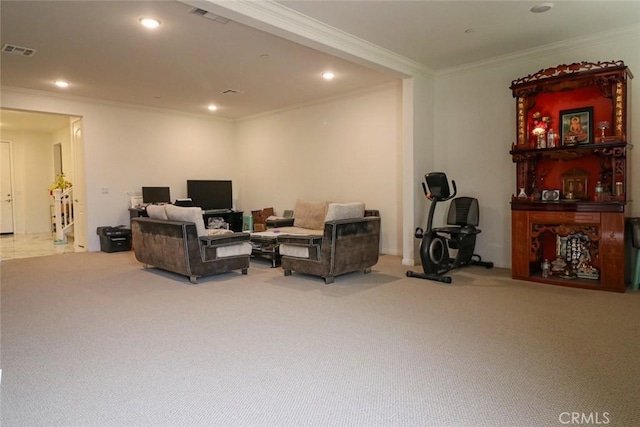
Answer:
[0,109,83,256]
[72,119,87,250]
[0,141,15,234]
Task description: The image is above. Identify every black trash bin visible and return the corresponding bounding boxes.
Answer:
[97,226,132,253]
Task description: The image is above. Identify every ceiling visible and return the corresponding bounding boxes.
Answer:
[1,1,639,131]
[278,1,640,71]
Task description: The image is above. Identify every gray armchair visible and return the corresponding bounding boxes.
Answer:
[131,206,252,284]
[277,210,380,283]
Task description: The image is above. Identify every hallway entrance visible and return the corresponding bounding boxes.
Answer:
[0,109,83,251]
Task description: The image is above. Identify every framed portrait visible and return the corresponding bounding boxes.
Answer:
[560,107,593,145]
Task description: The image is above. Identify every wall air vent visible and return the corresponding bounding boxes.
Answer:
[189,8,231,24]
[2,44,36,57]
[220,89,244,95]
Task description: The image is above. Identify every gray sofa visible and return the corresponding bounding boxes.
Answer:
[131,211,252,284]
[274,201,381,283]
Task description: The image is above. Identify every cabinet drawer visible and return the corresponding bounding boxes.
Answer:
[529,212,600,224]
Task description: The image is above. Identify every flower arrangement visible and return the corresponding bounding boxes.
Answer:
[531,111,552,148]
[532,111,551,132]
[531,127,546,136]
[49,173,72,193]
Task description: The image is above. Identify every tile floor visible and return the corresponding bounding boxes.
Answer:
[0,233,78,261]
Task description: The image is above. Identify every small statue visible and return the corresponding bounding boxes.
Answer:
[551,256,567,274]
[577,259,598,275]
[576,247,599,278]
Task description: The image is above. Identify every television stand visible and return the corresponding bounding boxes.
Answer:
[203,209,231,215]
[129,207,244,232]
[202,210,243,232]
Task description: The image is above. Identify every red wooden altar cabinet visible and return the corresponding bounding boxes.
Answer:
[509,61,633,292]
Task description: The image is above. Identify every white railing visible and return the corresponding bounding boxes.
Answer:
[52,187,74,244]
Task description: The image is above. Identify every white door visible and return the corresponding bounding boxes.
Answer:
[72,119,87,249]
[0,141,15,234]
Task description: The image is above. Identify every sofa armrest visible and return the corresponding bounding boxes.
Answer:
[199,232,250,247]
[324,215,380,269]
[277,234,323,245]
[277,234,323,261]
[199,232,251,262]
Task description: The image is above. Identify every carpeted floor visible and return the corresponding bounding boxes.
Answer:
[1,251,639,426]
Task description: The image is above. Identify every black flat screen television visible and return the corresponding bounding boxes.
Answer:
[142,186,171,204]
[187,180,233,210]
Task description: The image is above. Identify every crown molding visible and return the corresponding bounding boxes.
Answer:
[0,86,234,123]
[437,24,640,77]
[237,80,401,122]
[181,0,433,79]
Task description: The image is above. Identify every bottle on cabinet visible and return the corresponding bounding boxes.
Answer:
[541,259,551,278]
[547,129,556,148]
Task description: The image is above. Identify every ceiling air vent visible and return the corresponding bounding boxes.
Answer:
[2,44,37,57]
[189,8,231,24]
[220,89,244,95]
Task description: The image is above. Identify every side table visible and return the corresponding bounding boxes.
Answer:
[250,231,282,267]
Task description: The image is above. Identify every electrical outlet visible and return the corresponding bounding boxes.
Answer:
[101,187,109,194]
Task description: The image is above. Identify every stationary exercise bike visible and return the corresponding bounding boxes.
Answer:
[407,172,493,283]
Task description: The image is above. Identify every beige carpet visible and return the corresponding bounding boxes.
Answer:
[1,251,639,426]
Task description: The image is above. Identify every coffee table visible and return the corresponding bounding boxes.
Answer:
[250,231,281,267]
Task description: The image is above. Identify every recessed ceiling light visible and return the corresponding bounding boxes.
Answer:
[54,80,69,88]
[139,17,161,29]
[530,3,553,13]
[322,72,335,81]
[207,105,218,111]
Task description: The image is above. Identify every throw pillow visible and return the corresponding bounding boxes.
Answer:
[165,205,207,237]
[293,200,329,230]
[146,204,168,220]
[325,202,365,222]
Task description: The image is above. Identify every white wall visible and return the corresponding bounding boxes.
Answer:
[1,89,237,251]
[434,27,640,268]
[236,83,402,255]
[404,74,435,266]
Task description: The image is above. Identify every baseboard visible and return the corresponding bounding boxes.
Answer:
[380,247,401,256]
